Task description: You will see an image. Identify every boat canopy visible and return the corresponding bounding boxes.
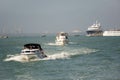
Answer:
[24,43,42,50]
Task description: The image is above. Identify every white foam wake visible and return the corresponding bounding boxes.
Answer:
[43,52,71,60]
[47,43,58,46]
[4,54,29,62]
[3,52,70,63]
[4,48,98,63]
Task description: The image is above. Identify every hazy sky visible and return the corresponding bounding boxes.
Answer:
[0,0,120,34]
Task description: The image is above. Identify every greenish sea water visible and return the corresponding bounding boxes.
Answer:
[0,36,120,80]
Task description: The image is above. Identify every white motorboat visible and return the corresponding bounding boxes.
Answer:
[86,21,103,36]
[55,32,69,45]
[103,29,120,36]
[20,43,47,60]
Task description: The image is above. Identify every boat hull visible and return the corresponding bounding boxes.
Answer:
[21,53,47,60]
[86,30,103,36]
[55,39,69,45]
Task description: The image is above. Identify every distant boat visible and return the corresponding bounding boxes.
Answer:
[72,30,81,36]
[20,43,47,60]
[0,35,8,38]
[41,34,46,37]
[55,32,69,45]
[86,21,103,36]
[103,29,120,36]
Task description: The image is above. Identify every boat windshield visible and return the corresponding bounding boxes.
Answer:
[24,43,42,50]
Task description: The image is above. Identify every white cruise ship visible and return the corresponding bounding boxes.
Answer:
[86,21,103,36]
[103,29,120,36]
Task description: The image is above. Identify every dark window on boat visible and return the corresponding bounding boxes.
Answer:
[25,51,30,53]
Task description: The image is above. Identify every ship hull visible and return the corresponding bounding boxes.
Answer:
[86,30,103,36]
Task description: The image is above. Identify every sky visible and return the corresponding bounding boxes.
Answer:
[0,0,120,34]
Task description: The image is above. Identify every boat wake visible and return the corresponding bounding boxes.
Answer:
[3,52,70,63]
[47,42,58,46]
[4,54,29,62]
[46,42,76,46]
[4,48,98,63]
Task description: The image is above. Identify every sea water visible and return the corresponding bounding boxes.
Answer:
[0,35,120,80]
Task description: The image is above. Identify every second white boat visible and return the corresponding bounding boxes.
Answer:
[55,32,69,45]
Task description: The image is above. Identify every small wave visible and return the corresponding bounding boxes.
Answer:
[46,42,68,46]
[46,43,57,46]
[63,47,98,57]
[68,41,78,45]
